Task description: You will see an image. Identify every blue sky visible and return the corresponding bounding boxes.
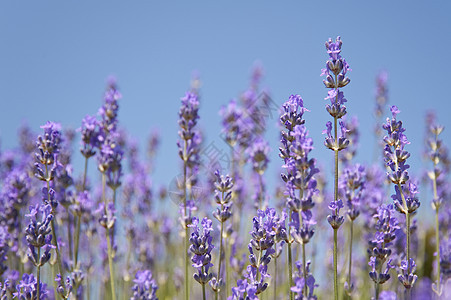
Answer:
[1,1,450,211]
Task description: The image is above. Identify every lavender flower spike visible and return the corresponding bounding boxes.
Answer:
[189,217,214,300]
[382,105,420,294]
[131,270,158,300]
[177,90,201,300]
[321,36,351,300]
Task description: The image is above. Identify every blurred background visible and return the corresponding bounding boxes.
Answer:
[1,1,450,220]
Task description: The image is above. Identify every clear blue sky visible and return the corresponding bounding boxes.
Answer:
[1,1,450,206]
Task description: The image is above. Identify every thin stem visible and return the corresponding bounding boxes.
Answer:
[333,228,338,300]
[406,211,411,299]
[273,256,277,300]
[225,240,230,298]
[37,247,41,300]
[333,113,339,300]
[102,173,116,300]
[287,218,294,300]
[216,212,224,300]
[183,144,190,300]
[45,164,67,298]
[432,163,441,293]
[75,157,89,269]
[67,211,73,262]
[375,281,379,300]
[347,220,354,297]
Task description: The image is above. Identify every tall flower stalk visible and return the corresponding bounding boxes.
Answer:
[340,164,365,296]
[368,204,398,299]
[382,106,420,298]
[279,94,308,300]
[321,36,351,300]
[177,91,201,300]
[211,170,233,299]
[283,124,319,298]
[34,121,68,297]
[25,204,54,300]
[97,79,123,300]
[426,122,448,295]
[189,217,215,300]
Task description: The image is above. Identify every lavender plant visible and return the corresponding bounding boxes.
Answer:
[97,79,123,300]
[279,94,308,299]
[34,121,68,297]
[340,164,365,296]
[189,217,214,300]
[382,106,420,297]
[211,170,233,299]
[130,270,158,300]
[368,204,399,298]
[177,91,201,300]
[321,36,351,300]
[283,124,319,298]
[425,122,448,295]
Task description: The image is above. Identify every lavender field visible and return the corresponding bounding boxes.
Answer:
[1,2,451,300]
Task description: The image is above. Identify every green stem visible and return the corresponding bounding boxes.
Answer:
[216,216,224,300]
[375,281,379,300]
[333,113,339,300]
[37,247,41,300]
[183,144,190,300]
[287,219,294,300]
[102,173,116,300]
[74,157,89,269]
[432,165,441,293]
[67,210,73,262]
[274,256,277,300]
[45,164,67,298]
[347,220,353,294]
[333,228,338,300]
[226,240,230,298]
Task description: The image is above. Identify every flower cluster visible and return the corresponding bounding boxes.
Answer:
[130,270,158,300]
[212,170,234,224]
[79,115,99,159]
[368,205,399,286]
[13,273,49,300]
[340,164,365,221]
[25,204,55,268]
[291,261,318,300]
[188,217,214,286]
[0,226,9,277]
[246,208,277,296]
[177,91,202,228]
[248,138,270,209]
[382,105,420,291]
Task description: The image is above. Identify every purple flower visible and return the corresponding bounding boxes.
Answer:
[55,273,73,299]
[13,273,49,300]
[340,164,365,221]
[247,138,270,175]
[327,199,344,229]
[131,270,158,300]
[34,121,61,183]
[368,204,399,285]
[177,91,202,228]
[25,204,55,268]
[79,114,99,158]
[220,99,245,148]
[212,170,234,223]
[291,261,318,299]
[189,217,214,285]
[0,226,9,277]
[98,78,121,137]
[398,258,418,289]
